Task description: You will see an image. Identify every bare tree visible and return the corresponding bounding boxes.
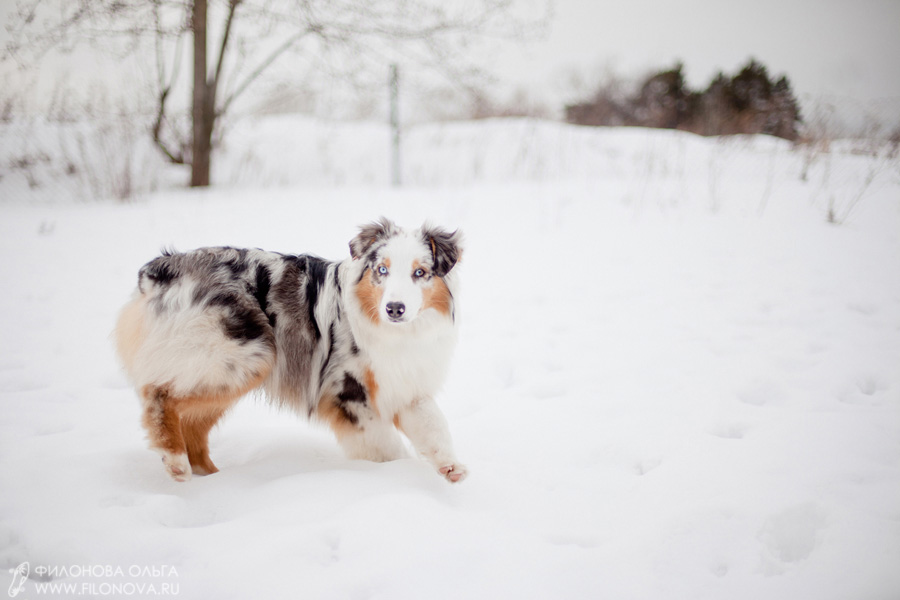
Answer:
[4,0,547,187]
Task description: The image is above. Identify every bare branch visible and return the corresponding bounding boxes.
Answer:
[151,84,186,164]
[149,0,188,164]
[210,0,241,96]
[219,26,317,116]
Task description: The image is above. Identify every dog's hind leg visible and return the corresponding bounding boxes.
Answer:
[143,366,274,481]
[123,288,276,480]
[141,385,193,482]
[180,402,230,476]
[178,369,272,477]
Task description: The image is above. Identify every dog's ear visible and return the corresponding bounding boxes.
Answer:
[350,217,398,260]
[421,224,463,277]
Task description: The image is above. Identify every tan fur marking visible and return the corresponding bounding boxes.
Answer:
[181,406,227,475]
[364,368,380,416]
[422,277,453,316]
[317,395,359,440]
[354,268,383,324]
[114,295,148,373]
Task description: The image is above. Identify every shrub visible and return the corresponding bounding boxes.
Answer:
[565,59,801,141]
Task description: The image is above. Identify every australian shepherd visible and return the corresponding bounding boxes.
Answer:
[115,218,467,483]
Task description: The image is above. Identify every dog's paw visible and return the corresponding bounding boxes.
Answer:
[439,463,468,483]
[161,452,192,482]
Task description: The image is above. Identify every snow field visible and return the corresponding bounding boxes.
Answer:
[1,119,899,599]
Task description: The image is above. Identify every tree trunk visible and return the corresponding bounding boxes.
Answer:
[191,0,212,187]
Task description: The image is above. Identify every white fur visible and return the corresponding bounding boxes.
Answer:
[397,397,468,482]
[159,450,192,482]
[121,285,273,397]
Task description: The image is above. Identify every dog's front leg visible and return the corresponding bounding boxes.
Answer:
[396,397,467,483]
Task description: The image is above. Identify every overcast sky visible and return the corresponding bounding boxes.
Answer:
[2,0,898,121]
[496,0,900,105]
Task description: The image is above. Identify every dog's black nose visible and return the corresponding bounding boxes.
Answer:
[385,302,406,320]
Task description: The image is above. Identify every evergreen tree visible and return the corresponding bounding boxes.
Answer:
[565,58,801,141]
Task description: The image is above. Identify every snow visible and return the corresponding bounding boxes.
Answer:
[1,117,899,599]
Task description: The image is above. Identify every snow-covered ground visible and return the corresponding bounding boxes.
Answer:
[1,118,898,599]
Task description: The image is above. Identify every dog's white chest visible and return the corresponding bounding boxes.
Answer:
[359,322,456,417]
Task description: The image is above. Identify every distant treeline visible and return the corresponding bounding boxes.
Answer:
[565,59,801,141]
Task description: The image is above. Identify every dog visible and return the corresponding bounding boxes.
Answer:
[115,218,467,483]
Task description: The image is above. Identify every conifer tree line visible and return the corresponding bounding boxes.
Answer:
[565,59,801,141]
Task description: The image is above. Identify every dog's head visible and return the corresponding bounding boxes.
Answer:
[350,218,462,325]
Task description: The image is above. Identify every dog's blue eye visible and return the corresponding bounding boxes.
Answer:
[414,269,425,278]
[378,265,388,275]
